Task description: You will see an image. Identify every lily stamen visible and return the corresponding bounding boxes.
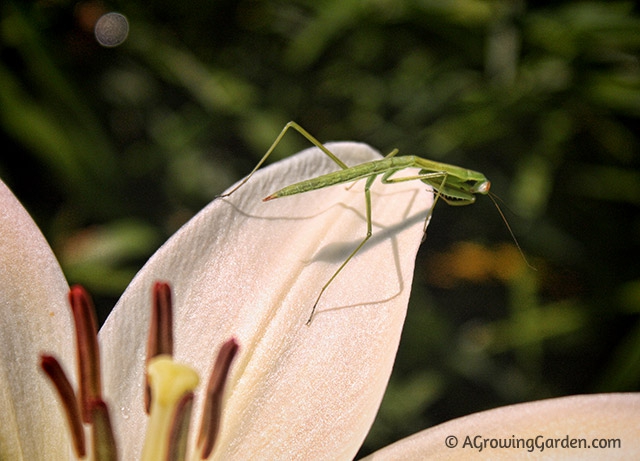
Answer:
[167,392,195,460]
[69,285,102,424]
[39,355,86,458]
[89,399,117,461]
[146,281,175,413]
[197,338,239,459]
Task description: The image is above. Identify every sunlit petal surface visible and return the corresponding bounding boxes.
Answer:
[362,393,640,460]
[0,180,74,460]
[99,143,432,459]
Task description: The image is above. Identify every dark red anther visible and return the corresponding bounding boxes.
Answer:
[89,399,117,461]
[145,281,175,413]
[69,285,102,424]
[197,338,239,458]
[40,355,86,458]
[167,392,194,461]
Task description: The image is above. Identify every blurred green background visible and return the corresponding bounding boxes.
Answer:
[1,0,639,456]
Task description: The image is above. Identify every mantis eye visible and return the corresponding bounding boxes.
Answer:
[474,180,491,194]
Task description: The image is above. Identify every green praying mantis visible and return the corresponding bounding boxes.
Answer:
[218,121,524,324]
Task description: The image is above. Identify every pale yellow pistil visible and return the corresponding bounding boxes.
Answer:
[142,355,199,461]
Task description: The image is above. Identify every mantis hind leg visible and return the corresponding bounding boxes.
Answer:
[217,121,349,198]
[307,173,377,325]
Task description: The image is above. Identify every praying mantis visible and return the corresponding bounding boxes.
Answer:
[218,121,508,324]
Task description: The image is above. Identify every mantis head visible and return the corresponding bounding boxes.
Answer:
[472,179,491,195]
[427,176,491,206]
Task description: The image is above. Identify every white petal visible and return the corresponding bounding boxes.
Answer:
[362,393,640,460]
[0,180,74,460]
[100,142,432,459]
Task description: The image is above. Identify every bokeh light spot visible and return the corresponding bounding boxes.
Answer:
[94,12,129,47]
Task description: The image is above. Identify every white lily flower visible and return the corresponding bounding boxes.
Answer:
[0,142,431,460]
[4,142,637,461]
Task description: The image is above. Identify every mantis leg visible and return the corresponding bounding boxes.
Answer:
[380,169,447,185]
[307,173,377,325]
[380,169,450,236]
[384,148,400,158]
[217,121,349,198]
